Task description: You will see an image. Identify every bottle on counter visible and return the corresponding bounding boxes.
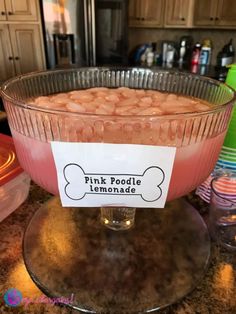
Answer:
[151,42,161,66]
[161,41,175,65]
[146,43,155,67]
[178,39,186,64]
[166,44,175,64]
[178,36,193,64]
[191,42,201,65]
[199,39,212,65]
[139,44,152,65]
[217,39,235,68]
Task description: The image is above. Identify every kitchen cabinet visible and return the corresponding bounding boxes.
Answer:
[0,0,38,21]
[164,0,194,27]
[0,24,45,82]
[10,24,45,76]
[194,0,236,27]
[0,24,14,81]
[216,0,236,26]
[0,0,6,21]
[0,0,45,82]
[129,0,164,28]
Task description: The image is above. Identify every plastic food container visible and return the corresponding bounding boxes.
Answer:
[0,133,30,222]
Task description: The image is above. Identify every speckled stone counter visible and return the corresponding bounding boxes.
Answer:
[0,183,235,314]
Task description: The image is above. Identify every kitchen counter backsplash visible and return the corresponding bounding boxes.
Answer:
[128,28,236,73]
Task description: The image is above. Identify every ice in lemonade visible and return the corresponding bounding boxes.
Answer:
[11,87,226,201]
[32,87,211,115]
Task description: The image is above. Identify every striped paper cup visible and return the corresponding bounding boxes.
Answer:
[223,130,236,149]
[216,159,236,171]
[219,146,236,162]
[196,174,213,203]
[196,167,234,203]
[211,174,236,202]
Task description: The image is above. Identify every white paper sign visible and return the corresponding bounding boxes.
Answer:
[51,143,176,208]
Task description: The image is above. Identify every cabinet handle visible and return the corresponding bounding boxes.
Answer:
[8,11,13,15]
[8,56,13,60]
[181,17,185,21]
[1,11,5,15]
[141,17,145,21]
[210,17,214,21]
[215,17,219,21]
[15,56,19,60]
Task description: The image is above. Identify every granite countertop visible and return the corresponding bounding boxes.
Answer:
[0,183,236,314]
[133,63,228,82]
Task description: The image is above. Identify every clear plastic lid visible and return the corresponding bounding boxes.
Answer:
[0,133,23,186]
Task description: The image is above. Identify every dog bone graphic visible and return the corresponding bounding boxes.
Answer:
[63,164,165,202]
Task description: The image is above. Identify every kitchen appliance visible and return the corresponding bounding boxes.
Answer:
[53,33,75,66]
[178,36,193,64]
[161,40,176,64]
[217,39,235,68]
[1,68,235,312]
[40,0,128,68]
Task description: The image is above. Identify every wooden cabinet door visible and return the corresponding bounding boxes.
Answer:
[0,0,7,21]
[129,0,140,20]
[5,0,38,21]
[140,0,163,27]
[0,24,15,82]
[194,0,217,26]
[216,0,236,26]
[9,24,45,75]
[165,0,194,27]
[128,0,141,26]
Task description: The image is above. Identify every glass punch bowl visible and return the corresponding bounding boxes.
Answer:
[1,68,235,313]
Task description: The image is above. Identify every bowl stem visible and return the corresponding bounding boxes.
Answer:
[100,207,136,230]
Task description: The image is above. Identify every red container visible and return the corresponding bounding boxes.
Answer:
[0,134,30,221]
[191,43,201,65]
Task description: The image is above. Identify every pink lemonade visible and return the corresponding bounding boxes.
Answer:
[11,129,225,201]
[9,87,227,202]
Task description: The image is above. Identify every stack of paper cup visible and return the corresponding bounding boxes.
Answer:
[216,64,236,172]
[217,146,236,172]
[196,64,236,202]
[212,174,236,201]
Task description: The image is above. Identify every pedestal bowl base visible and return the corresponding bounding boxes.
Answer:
[23,197,210,313]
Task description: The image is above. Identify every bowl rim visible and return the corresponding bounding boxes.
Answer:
[1,67,236,119]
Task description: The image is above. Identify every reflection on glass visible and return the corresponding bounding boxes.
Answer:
[212,263,234,303]
[8,261,41,296]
